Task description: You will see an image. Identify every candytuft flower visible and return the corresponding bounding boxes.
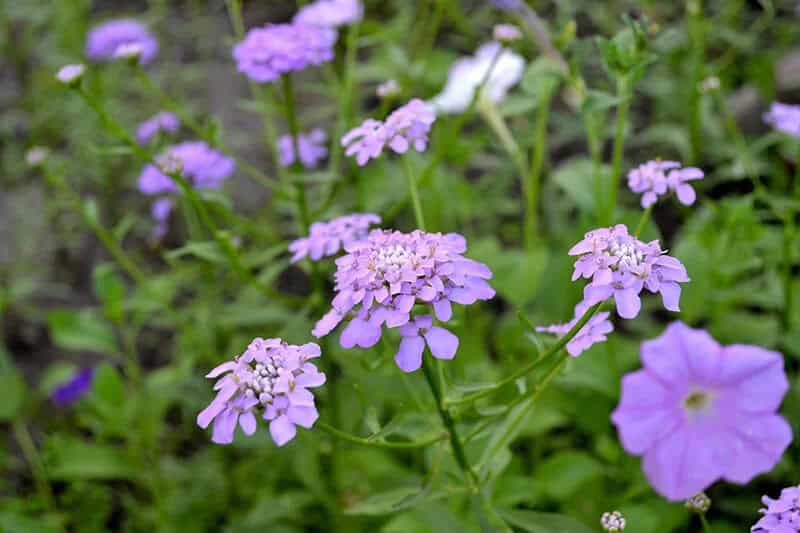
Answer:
[136,111,180,145]
[627,160,704,208]
[569,224,689,319]
[601,511,626,532]
[612,322,792,501]
[312,229,494,372]
[752,485,800,532]
[197,338,326,446]
[294,0,363,28]
[232,23,336,83]
[429,42,524,115]
[342,99,435,166]
[686,492,711,514]
[763,102,800,138]
[52,368,95,406]
[56,64,85,85]
[493,23,522,43]
[278,128,328,169]
[536,301,613,356]
[289,213,380,263]
[85,19,158,64]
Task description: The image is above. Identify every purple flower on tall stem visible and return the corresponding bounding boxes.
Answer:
[85,19,158,64]
[569,224,689,319]
[611,322,792,501]
[289,213,380,263]
[751,485,800,532]
[312,229,494,372]
[278,128,328,169]
[764,102,800,138]
[232,23,336,83]
[197,338,326,446]
[536,302,614,356]
[136,111,180,145]
[51,368,95,406]
[627,160,704,208]
[294,0,363,28]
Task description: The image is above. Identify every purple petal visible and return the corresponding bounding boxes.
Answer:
[270,414,297,447]
[197,400,226,429]
[614,287,641,319]
[720,414,792,484]
[395,336,425,373]
[287,405,319,429]
[423,326,458,360]
[239,411,257,435]
[211,409,238,444]
[433,298,453,322]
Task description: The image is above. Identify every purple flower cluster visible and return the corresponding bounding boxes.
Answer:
[764,102,800,138]
[752,485,800,532]
[612,322,791,501]
[569,224,689,319]
[536,302,614,357]
[312,230,494,372]
[294,0,363,28]
[136,111,180,145]
[278,128,328,169]
[197,338,326,446]
[627,160,704,208]
[232,23,336,83]
[85,19,158,64]
[342,99,436,166]
[51,368,95,406]
[138,141,235,195]
[289,213,380,263]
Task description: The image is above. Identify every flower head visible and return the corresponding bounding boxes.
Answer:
[52,368,95,406]
[151,197,174,240]
[56,64,85,85]
[612,322,792,501]
[569,224,689,319]
[627,160,704,208]
[536,301,613,357]
[752,485,800,532]
[294,0,363,28]
[377,79,400,99]
[764,102,800,138]
[429,42,524,115]
[232,23,336,83]
[137,141,235,196]
[341,99,435,165]
[197,338,326,446]
[686,492,711,514]
[312,230,494,372]
[289,213,380,263]
[493,23,522,43]
[601,511,626,532]
[136,111,180,145]
[26,147,50,167]
[85,19,158,64]
[278,128,328,169]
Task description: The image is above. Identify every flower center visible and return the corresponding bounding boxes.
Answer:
[609,238,644,269]
[373,243,412,271]
[682,389,712,412]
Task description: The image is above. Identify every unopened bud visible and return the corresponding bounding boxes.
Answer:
[601,511,626,532]
[685,493,711,513]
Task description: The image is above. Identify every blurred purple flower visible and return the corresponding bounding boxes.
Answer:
[752,485,800,532]
[569,224,689,319]
[85,19,158,64]
[376,79,400,99]
[627,160,704,208]
[294,0,363,28]
[493,23,522,43]
[138,141,235,195]
[612,322,792,501]
[52,368,95,406]
[764,102,800,138]
[489,0,524,11]
[136,111,180,145]
[312,229,494,372]
[289,213,380,263]
[197,338,326,446]
[536,301,614,357]
[341,99,435,166]
[151,197,174,240]
[232,23,336,83]
[278,128,328,169]
[56,64,86,85]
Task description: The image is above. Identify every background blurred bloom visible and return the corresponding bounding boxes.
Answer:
[376,79,400,99]
[85,19,158,64]
[232,23,336,83]
[627,160,704,208]
[751,485,800,532]
[489,0,524,10]
[197,338,325,446]
[138,141,234,195]
[278,128,328,169]
[25,147,50,167]
[56,64,85,84]
[612,322,792,501]
[763,102,800,137]
[493,23,522,43]
[536,301,613,356]
[52,367,95,406]
[136,111,180,145]
[289,213,380,262]
[429,42,524,114]
[294,0,363,28]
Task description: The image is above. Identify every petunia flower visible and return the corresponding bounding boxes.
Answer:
[627,160,704,208]
[611,322,792,501]
[85,19,158,64]
[289,213,380,263]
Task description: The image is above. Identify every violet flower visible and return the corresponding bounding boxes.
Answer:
[752,485,800,532]
[627,160,704,208]
[52,368,95,406]
[611,322,792,501]
[278,128,328,169]
[569,224,690,319]
[764,102,800,138]
[289,213,380,263]
[294,0,363,28]
[232,23,336,83]
[493,24,522,43]
[85,19,158,64]
[136,111,180,145]
[312,229,494,372]
[536,301,614,357]
[56,64,86,85]
[197,338,326,446]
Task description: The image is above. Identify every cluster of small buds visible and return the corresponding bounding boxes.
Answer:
[56,64,86,85]
[289,213,381,263]
[493,23,522,43]
[601,511,626,532]
[376,79,400,99]
[627,160,704,208]
[686,493,711,513]
[25,147,50,167]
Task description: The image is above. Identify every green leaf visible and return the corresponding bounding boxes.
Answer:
[498,510,594,533]
[0,511,62,533]
[521,57,564,96]
[166,240,227,264]
[47,309,118,355]
[46,437,137,481]
[552,158,610,213]
[345,486,428,516]
[93,263,125,323]
[535,451,603,500]
[471,239,548,307]
[0,369,27,421]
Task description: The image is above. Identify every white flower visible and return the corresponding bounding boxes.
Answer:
[56,64,85,85]
[113,42,144,60]
[428,42,524,115]
[25,147,50,167]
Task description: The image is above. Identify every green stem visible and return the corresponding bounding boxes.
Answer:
[699,514,713,533]
[605,78,630,225]
[687,0,705,165]
[316,421,447,449]
[446,302,604,407]
[525,86,554,248]
[12,419,55,512]
[480,100,528,181]
[782,150,800,333]
[403,157,426,230]
[634,205,653,238]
